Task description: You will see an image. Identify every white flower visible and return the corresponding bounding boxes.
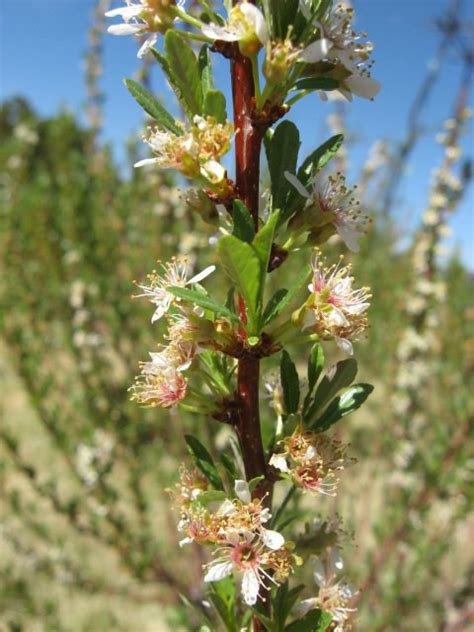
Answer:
[204,529,282,606]
[135,116,233,184]
[135,257,215,323]
[106,0,184,58]
[130,342,195,408]
[299,1,380,101]
[201,2,268,55]
[302,251,370,355]
[285,171,368,252]
[296,550,356,631]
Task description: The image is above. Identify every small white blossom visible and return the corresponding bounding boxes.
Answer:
[285,171,369,252]
[135,256,215,323]
[302,250,371,355]
[201,2,268,55]
[106,0,185,57]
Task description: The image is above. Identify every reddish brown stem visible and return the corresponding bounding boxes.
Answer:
[232,48,263,229]
[231,43,271,507]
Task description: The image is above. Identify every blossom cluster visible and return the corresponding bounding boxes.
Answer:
[296,250,371,356]
[172,473,296,605]
[130,257,217,408]
[106,0,380,101]
[135,115,233,187]
[270,430,350,496]
[285,170,369,253]
[297,549,356,632]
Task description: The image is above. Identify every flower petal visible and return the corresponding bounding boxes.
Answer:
[336,222,361,253]
[204,561,233,583]
[300,38,333,63]
[345,74,381,100]
[107,23,143,36]
[240,3,268,44]
[138,34,157,58]
[105,6,143,19]
[335,336,354,356]
[269,453,289,473]
[234,480,251,504]
[201,23,239,42]
[284,171,311,198]
[313,559,326,586]
[134,157,160,168]
[262,528,285,550]
[241,570,260,606]
[295,597,318,618]
[188,265,216,285]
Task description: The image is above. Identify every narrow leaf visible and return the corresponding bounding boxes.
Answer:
[293,77,339,92]
[305,358,358,423]
[168,286,240,324]
[273,583,305,632]
[297,134,344,185]
[285,609,332,632]
[312,383,374,431]
[267,121,300,213]
[185,435,224,490]
[265,265,312,326]
[216,235,263,334]
[253,210,279,278]
[304,343,325,412]
[269,0,299,39]
[307,343,325,394]
[232,199,255,243]
[263,288,288,325]
[123,79,182,135]
[203,89,227,124]
[280,351,300,414]
[164,30,203,118]
[198,45,214,97]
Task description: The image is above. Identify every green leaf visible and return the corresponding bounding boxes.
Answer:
[252,604,273,629]
[123,79,182,135]
[304,358,358,424]
[268,0,299,39]
[195,490,227,505]
[168,286,240,324]
[252,211,279,300]
[248,475,265,492]
[280,351,300,414]
[203,89,227,124]
[220,451,238,480]
[232,199,255,243]
[209,577,237,632]
[273,583,305,632]
[285,609,332,632]
[263,288,288,325]
[164,30,203,118]
[216,235,263,335]
[267,121,301,214]
[293,77,339,92]
[184,435,224,490]
[198,45,214,97]
[264,265,312,326]
[307,343,325,395]
[312,383,374,431]
[297,134,344,184]
[263,126,274,161]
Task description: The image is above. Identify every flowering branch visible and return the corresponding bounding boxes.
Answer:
[107,0,380,627]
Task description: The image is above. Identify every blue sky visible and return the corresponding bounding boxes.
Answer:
[1,0,473,268]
